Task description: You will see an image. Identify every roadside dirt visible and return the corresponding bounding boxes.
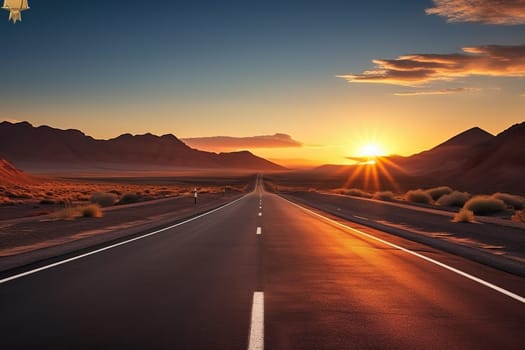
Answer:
[0,192,243,272]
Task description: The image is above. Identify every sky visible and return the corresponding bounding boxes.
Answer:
[0,0,524,167]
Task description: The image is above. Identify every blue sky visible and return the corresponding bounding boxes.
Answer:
[1,0,524,165]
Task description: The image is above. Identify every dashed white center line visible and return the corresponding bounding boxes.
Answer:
[248,291,264,350]
[256,227,262,235]
[258,212,262,216]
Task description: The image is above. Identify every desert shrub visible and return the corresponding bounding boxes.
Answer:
[492,193,525,210]
[373,191,395,201]
[405,189,433,204]
[90,192,118,207]
[109,189,122,196]
[334,188,372,198]
[464,196,505,215]
[81,204,103,218]
[118,192,143,205]
[436,191,471,207]
[425,186,453,201]
[453,208,474,223]
[512,210,525,223]
[50,207,78,220]
[39,198,56,205]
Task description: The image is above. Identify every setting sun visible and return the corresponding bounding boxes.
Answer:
[358,143,386,158]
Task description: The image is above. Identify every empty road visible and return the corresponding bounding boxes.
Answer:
[1,176,524,349]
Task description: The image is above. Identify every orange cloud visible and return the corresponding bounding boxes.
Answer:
[338,45,525,86]
[182,133,303,151]
[394,87,480,96]
[426,0,525,25]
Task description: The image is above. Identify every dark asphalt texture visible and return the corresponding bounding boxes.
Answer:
[1,178,524,349]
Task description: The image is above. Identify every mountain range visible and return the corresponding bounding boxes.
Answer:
[314,121,525,194]
[0,121,284,172]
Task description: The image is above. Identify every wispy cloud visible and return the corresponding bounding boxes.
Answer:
[338,45,525,86]
[394,87,480,96]
[182,133,303,151]
[426,0,525,25]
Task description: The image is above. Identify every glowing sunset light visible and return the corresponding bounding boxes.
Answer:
[358,143,387,158]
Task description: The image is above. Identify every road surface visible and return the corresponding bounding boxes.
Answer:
[1,176,524,349]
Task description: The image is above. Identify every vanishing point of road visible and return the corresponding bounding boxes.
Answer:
[1,175,524,349]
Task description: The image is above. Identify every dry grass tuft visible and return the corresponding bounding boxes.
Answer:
[436,191,471,207]
[464,196,506,216]
[50,204,103,220]
[492,193,525,210]
[512,210,525,223]
[81,204,103,218]
[90,192,118,207]
[453,208,475,223]
[425,186,453,201]
[373,191,395,201]
[334,188,372,198]
[118,192,143,205]
[405,189,433,204]
[50,206,78,220]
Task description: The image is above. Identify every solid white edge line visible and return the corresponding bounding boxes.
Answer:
[248,291,264,350]
[0,194,249,285]
[281,197,525,304]
[256,227,262,235]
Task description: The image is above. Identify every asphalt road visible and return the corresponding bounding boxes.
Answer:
[1,176,524,349]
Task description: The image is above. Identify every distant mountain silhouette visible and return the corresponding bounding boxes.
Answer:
[310,123,525,194]
[450,122,525,193]
[0,121,284,171]
[399,127,495,175]
[0,157,33,185]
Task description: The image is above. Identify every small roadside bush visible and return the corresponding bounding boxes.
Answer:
[453,208,474,223]
[81,204,103,218]
[405,189,433,204]
[50,207,78,220]
[512,210,525,223]
[90,192,118,207]
[334,188,372,198]
[437,191,471,207]
[425,186,453,201]
[492,193,525,210]
[118,192,143,205]
[464,196,506,215]
[51,204,103,220]
[373,191,395,201]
